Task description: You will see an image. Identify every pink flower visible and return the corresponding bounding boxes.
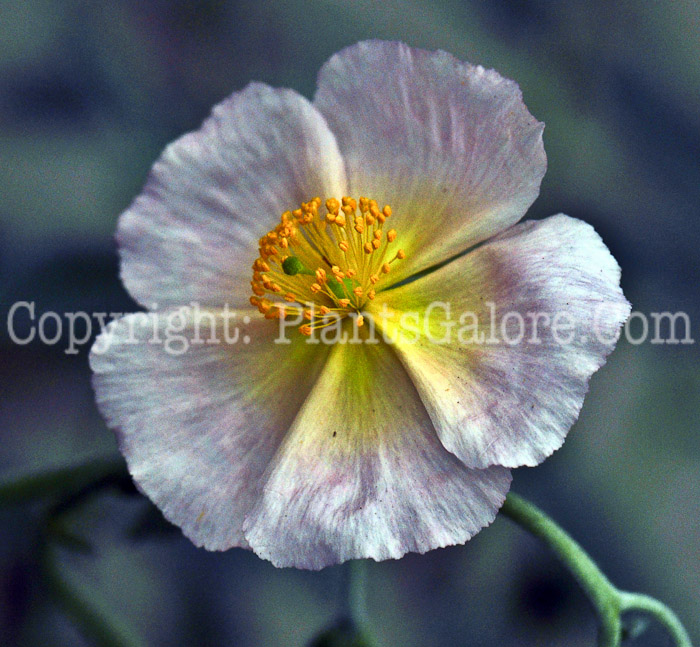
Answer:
[90,41,630,569]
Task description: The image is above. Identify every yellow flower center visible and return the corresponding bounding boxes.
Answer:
[249,196,406,335]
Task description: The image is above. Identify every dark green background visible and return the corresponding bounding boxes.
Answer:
[1,1,698,645]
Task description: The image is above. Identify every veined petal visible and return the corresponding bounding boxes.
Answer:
[243,335,511,570]
[314,40,545,285]
[89,308,329,550]
[119,83,347,309]
[368,215,631,469]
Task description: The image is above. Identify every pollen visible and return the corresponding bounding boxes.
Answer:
[250,196,407,335]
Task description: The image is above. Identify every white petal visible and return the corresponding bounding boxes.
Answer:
[314,40,545,284]
[119,83,347,308]
[89,308,329,550]
[243,336,511,569]
[369,215,631,469]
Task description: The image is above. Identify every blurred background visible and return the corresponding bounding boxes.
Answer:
[0,1,698,645]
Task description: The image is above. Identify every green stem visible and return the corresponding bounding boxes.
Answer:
[0,457,127,504]
[501,493,693,647]
[347,559,370,630]
[501,493,621,645]
[310,561,374,647]
[41,542,147,647]
[2,458,140,646]
[618,592,693,646]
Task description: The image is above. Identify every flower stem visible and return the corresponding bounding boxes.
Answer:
[0,457,127,504]
[310,561,374,647]
[617,592,693,646]
[41,542,147,647]
[347,559,369,629]
[500,493,693,647]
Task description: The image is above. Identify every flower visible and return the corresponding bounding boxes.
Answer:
[90,40,630,569]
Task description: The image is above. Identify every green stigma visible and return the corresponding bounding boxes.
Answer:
[282,256,311,276]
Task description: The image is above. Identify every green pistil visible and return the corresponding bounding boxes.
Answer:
[282,256,313,276]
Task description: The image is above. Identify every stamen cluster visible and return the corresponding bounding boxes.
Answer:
[249,196,406,335]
